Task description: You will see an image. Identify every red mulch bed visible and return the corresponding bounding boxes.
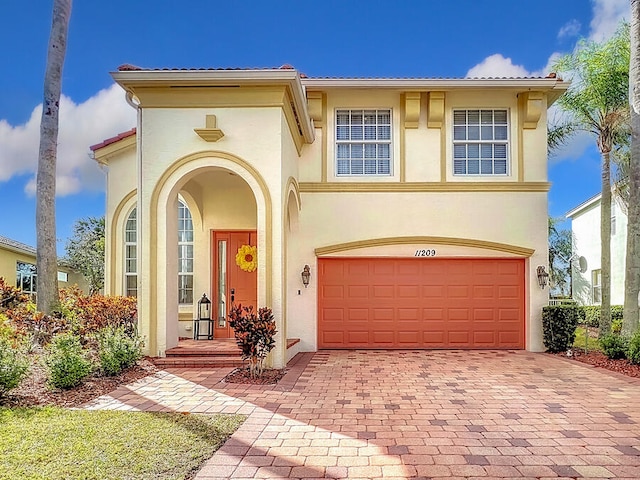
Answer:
[564,349,640,378]
[223,367,287,385]
[1,355,159,408]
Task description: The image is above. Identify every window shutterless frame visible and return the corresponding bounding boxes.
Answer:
[335,108,393,176]
[452,109,510,176]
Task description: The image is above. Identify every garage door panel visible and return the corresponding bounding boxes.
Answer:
[373,285,394,298]
[348,285,369,298]
[318,258,524,349]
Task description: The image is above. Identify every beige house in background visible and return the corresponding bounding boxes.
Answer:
[91,65,568,367]
[0,235,89,296]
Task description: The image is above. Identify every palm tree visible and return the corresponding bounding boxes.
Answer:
[36,0,72,314]
[550,23,630,336]
[624,0,640,335]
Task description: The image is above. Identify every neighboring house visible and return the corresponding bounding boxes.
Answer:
[0,235,89,297]
[566,193,628,306]
[91,65,568,366]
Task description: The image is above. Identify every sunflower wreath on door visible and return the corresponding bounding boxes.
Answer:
[236,244,257,272]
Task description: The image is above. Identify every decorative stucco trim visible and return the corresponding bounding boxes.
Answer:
[321,93,328,183]
[400,94,406,182]
[404,92,421,129]
[307,91,323,124]
[149,150,273,356]
[194,114,224,142]
[428,92,445,128]
[315,236,535,257]
[285,176,302,211]
[522,91,544,129]
[298,181,551,193]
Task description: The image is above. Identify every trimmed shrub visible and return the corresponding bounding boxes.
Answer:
[627,330,640,364]
[599,333,628,360]
[228,304,277,378]
[542,305,579,353]
[45,333,93,389]
[96,325,143,376]
[578,305,624,328]
[0,336,29,397]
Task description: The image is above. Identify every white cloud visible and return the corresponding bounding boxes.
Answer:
[465,54,530,78]
[589,0,629,42]
[558,19,581,39]
[0,83,136,197]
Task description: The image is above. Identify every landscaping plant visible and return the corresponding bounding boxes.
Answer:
[45,332,92,389]
[0,332,29,397]
[228,304,277,378]
[96,325,143,376]
[599,333,629,360]
[627,330,640,364]
[542,305,579,353]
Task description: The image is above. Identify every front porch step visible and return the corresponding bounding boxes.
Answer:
[152,355,244,368]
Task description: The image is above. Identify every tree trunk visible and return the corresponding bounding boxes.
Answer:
[600,150,612,336]
[36,0,72,314]
[624,0,640,336]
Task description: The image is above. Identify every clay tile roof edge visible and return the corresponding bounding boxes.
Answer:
[90,128,136,152]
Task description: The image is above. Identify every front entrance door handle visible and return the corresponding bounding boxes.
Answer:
[231,288,235,302]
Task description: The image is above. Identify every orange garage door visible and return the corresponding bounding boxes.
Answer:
[318,258,525,349]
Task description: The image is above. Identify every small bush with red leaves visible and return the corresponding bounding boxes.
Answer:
[228,304,277,378]
[1,281,137,345]
[58,287,138,339]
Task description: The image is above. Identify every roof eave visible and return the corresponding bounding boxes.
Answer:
[111,69,314,143]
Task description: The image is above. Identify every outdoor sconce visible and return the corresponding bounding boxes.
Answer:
[301,265,311,288]
[194,293,213,340]
[536,266,549,289]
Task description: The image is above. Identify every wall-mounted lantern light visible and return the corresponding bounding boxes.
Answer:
[536,266,549,289]
[301,265,311,288]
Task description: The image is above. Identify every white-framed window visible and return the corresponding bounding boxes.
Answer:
[124,207,137,297]
[592,269,602,304]
[57,271,68,282]
[336,109,392,176]
[453,109,509,175]
[16,262,37,299]
[178,200,194,304]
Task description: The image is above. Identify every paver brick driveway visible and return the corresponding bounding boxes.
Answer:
[86,350,640,479]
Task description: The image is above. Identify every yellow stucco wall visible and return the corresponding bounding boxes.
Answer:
[100,72,562,364]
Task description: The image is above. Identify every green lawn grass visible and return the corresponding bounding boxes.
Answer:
[0,407,245,480]
[573,324,601,352]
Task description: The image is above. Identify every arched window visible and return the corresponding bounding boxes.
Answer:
[124,208,137,297]
[178,200,194,304]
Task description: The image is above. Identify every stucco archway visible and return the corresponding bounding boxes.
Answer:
[143,151,273,357]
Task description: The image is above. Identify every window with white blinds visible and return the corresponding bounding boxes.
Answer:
[336,109,392,176]
[453,109,509,175]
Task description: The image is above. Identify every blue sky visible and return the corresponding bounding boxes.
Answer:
[0,0,629,253]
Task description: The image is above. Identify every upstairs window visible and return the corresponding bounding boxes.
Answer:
[336,109,391,176]
[453,109,509,175]
[178,200,194,305]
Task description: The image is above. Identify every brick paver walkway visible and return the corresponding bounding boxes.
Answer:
[84,351,640,479]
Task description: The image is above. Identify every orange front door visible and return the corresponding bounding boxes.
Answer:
[212,231,258,339]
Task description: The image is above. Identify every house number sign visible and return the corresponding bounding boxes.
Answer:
[414,249,436,257]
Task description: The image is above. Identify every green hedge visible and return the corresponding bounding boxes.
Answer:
[542,305,579,353]
[578,305,624,327]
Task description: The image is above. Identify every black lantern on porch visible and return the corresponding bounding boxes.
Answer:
[193,293,213,340]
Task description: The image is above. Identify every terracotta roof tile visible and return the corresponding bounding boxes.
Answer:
[0,235,36,255]
[90,128,136,152]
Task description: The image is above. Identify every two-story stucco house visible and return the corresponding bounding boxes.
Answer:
[90,65,568,367]
[567,193,628,306]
